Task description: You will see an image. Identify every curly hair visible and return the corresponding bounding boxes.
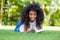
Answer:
[21,3,44,29]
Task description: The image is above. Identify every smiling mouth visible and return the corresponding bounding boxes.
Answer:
[31,18,35,19]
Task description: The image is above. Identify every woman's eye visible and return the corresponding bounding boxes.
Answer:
[30,13,32,15]
[34,14,36,15]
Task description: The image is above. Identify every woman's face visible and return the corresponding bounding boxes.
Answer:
[29,10,37,22]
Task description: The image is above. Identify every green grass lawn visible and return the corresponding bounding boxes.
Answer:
[0,30,60,40]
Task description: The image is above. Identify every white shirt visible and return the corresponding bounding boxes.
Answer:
[19,21,43,32]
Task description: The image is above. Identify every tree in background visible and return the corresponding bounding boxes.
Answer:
[0,0,60,26]
[0,0,3,26]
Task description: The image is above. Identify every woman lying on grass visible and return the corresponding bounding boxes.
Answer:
[15,3,44,33]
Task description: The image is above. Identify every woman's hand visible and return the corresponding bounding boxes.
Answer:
[27,29,35,33]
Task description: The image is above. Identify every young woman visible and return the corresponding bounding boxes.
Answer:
[15,3,44,33]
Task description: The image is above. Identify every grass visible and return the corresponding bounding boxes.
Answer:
[0,30,60,40]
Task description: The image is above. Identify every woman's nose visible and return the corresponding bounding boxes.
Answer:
[31,15,35,17]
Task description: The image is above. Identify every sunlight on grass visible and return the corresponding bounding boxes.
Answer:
[0,30,60,40]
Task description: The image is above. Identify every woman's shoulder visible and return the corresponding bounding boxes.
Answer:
[20,24,24,27]
[20,24,25,32]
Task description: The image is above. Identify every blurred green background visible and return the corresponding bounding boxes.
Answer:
[0,0,60,26]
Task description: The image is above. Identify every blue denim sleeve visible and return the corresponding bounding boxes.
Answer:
[14,20,22,32]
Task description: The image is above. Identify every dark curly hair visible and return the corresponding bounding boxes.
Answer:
[21,3,44,29]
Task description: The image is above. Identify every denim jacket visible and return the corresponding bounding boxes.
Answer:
[14,20,22,32]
